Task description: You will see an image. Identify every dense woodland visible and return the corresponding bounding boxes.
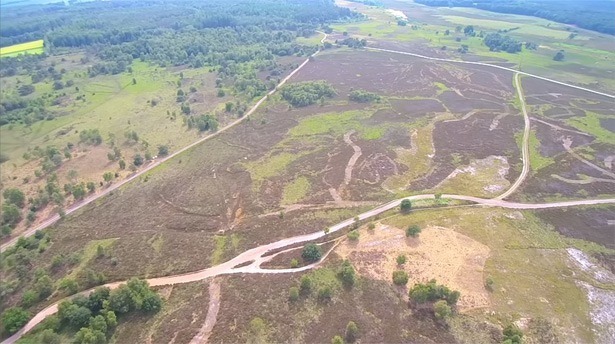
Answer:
[414,0,615,35]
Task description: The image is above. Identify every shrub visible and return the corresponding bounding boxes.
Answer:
[338,260,356,288]
[300,275,313,294]
[318,286,332,302]
[406,225,421,238]
[434,300,452,319]
[290,258,299,268]
[392,270,409,286]
[289,287,299,302]
[396,254,407,265]
[347,230,359,241]
[349,89,381,103]
[332,335,344,344]
[503,324,523,344]
[345,321,359,342]
[400,199,412,213]
[408,279,460,306]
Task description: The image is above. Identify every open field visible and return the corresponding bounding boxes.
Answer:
[0,40,44,58]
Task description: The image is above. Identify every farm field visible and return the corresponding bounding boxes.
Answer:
[1,0,614,343]
[0,40,44,58]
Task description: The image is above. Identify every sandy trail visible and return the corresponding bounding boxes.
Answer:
[343,131,362,186]
[563,138,615,179]
[189,279,221,344]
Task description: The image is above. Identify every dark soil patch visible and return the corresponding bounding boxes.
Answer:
[390,98,445,114]
[601,118,615,133]
[536,207,615,250]
[533,119,594,157]
[411,112,522,190]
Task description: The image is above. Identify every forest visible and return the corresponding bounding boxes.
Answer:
[414,0,615,35]
[0,0,359,125]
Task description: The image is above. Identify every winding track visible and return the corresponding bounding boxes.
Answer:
[4,32,615,343]
[496,73,530,200]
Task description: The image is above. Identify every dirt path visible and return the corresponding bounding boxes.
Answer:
[531,117,592,137]
[189,279,221,344]
[343,131,362,185]
[0,32,329,253]
[496,73,530,200]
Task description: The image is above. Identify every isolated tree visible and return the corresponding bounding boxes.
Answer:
[392,270,409,285]
[86,181,96,193]
[1,307,30,334]
[406,225,421,238]
[301,244,322,263]
[118,159,126,170]
[3,188,25,208]
[158,145,169,156]
[345,321,359,343]
[338,260,356,288]
[400,199,412,213]
[396,254,407,265]
[133,154,144,166]
[553,50,565,61]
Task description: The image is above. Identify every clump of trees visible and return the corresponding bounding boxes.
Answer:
[408,279,460,307]
[483,33,522,53]
[348,89,381,103]
[337,37,367,48]
[186,114,219,132]
[280,81,336,107]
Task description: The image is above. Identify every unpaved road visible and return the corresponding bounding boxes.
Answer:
[496,73,530,200]
[189,279,221,344]
[3,194,614,344]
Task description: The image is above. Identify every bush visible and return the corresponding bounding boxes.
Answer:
[345,321,359,342]
[3,188,25,208]
[332,335,344,344]
[289,287,299,301]
[503,324,523,344]
[1,307,30,334]
[434,300,452,319]
[301,244,322,263]
[485,276,494,291]
[338,260,356,288]
[392,270,409,285]
[348,89,380,103]
[290,258,299,268]
[300,275,312,294]
[317,286,332,302]
[396,254,407,265]
[347,230,359,241]
[406,225,421,238]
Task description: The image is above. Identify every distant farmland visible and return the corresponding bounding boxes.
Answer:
[0,39,44,57]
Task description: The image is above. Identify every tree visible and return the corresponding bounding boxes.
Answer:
[400,199,412,213]
[35,275,54,298]
[332,335,344,344]
[72,184,86,200]
[89,315,108,333]
[396,254,407,265]
[345,321,359,343]
[503,324,523,344]
[289,286,299,301]
[301,243,322,263]
[2,203,22,226]
[392,270,409,285]
[105,311,117,328]
[434,300,452,319]
[133,154,144,166]
[1,307,30,334]
[58,277,79,295]
[406,225,421,238]
[338,260,356,288]
[3,188,25,208]
[158,145,169,156]
[553,50,565,61]
[21,289,39,307]
[108,285,135,314]
[217,89,225,97]
[317,286,332,302]
[37,329,61,344]
[141,292,163,312]
[118,159,126,170]
[74,327,106,344]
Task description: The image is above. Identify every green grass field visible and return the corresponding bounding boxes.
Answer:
[0,39,44,57]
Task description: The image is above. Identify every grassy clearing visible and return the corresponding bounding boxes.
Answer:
[431,156,510,197]
[245,151,313,188]
[64,238,117,280]
[383,206,613,342]
[528,129,555,171]
[211,234,241,265]
[282,176,310,205]
[566,112,615,144]
[0,39,44,57]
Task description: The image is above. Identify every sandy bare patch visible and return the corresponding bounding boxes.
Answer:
[336,224,490,311]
